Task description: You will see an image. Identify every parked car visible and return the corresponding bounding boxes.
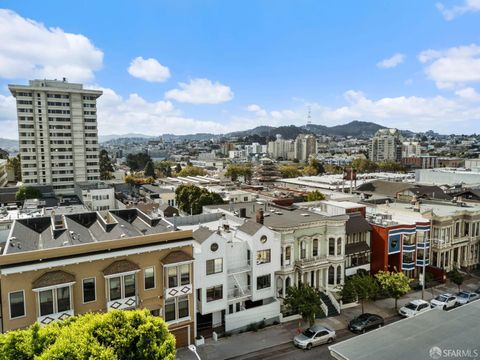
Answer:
[456,291,479,305]
[398,299,431,318]
[293,325,336,350]
[430,293,457,310]
[348,313,384,333]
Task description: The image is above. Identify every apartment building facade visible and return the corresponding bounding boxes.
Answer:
[9,79,102,195]
[0,209,196,347]
[369,128,402,162]
[193,220,281,334]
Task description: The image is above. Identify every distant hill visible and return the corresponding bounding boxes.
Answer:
[0,138,19,153]
[227,121,388,140]
[99,133,154,143]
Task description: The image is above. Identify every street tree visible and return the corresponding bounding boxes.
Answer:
[447,268,464,291]
[284,283,324,326]
[306,190,326,202]
[175,184,224,215]
[15,186,42,201]
[375,270,412,310]
[126,153,152,171]
[224,164,253,182]
[175,165,207,177]
[0,309,176,360]
[144,161,156,178]
[278,165,302,178]
[99,149,115,180]
[341,274,378,313]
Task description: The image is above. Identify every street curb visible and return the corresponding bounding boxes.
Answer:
[224,340,292,360]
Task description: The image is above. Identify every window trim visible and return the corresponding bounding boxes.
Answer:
[106,272,137,302]
[206,285,224,302]
[37,285,72,317]
[256,249,271,265]
[8,290,26,320]
[144,266,156,291]
[256,274,271,290]
[82,277,97,304]
[206,258,223,275]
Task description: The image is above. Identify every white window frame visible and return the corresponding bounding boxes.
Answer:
[8,290,26,320]
[82,277,97,304]
[105,270,138,302]
[144,266,156,291]
[165,295,190,324]
[206,258,223,275]
[35,283,74,317]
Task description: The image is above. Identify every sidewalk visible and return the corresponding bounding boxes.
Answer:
[176,277,480,360]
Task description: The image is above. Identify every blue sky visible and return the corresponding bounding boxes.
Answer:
[0,1,480,138]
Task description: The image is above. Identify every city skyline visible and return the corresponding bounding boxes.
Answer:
[0,1,480,138]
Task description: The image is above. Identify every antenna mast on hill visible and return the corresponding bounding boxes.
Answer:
[306,106,312,127]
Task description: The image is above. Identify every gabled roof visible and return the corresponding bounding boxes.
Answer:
[356,180,412,197]
[193,227,214,244]
[32,270,75,289]
[237,220,263,236]
[161,251,193,265]
[103,259,140,276]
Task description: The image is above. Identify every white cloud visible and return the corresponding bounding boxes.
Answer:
[0,94,18,138]
[418,44,480,88]
[165,78,233,104]
[246,104,267,117]
[455,87,480,101]
[94,87,229,135]
[0,9,103,82]
[377,53,405,69]
[436,0,480,20]
[127,56,171,82]
[235,90,480,134]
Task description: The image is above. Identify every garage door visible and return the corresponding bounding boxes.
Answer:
[171,327,189,348]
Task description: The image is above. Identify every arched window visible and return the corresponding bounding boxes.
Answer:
[312,239,318,257]
[336,265,342,285]
[285,277,291,290]
[301,241,307,259]
[329,238,335,256]
[328,266,335,285]
[337,238,342,256]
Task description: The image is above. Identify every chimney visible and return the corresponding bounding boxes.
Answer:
[256,209,264,224]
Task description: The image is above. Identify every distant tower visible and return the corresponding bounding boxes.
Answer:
[306,106,312,128]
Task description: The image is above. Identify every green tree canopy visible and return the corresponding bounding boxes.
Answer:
[377,160,406,173]
[351,158,378,173]
[278,164,302,178]
[224,164,253,182]
[284,283,324,326]
[447,268,464,291]
[0,309,176,360]
[15,186,42,201]
[154,160,173,177]
[375,270,412,310]
[175,184,224,215]
[175,165,207,177]
[99,149,115,180]
[144,161,156,178]
[341,273,378,313]
[306,190,326,202]
[126,153,152,171]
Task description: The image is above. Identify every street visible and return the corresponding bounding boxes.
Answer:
[227,316,402,360]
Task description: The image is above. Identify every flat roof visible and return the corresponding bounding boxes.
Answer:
[329,300,480,360]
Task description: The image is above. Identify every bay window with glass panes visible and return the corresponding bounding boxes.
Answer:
[106,272,137,303]
[36,285,73,317]
[165,263,191,289]
[164,295,190,323]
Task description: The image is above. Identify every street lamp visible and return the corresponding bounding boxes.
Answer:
[188,345,201,360]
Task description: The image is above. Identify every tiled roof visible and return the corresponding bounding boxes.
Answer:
[32,270,76,289]
[161,251,193,264]
[103,259,140,275]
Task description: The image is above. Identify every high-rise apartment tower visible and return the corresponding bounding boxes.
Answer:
[9,79,103,194]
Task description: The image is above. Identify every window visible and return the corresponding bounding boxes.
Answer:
[165,298,176,322]
[285,246,291,265]
[337,238,342,256]
[39,286,71,316]
[167,267,178,288]
[312,239,318,257]
[206,258,223,275]
[83,278,96,303]
[178,296,189,318]
[260,235,267,244]
[180,264,190,285]
[206,285,223,302]
[9,291,25,319]
[256,274,271,290]
[144,267,155,290]
[301,241,307,259]
[329,238,335,256]
[165,296,189,322]
[210,243,219,252]
[256,250,271,264]
[108,274,136,301]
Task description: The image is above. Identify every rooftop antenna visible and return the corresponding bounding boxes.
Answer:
[306,106,312,127]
